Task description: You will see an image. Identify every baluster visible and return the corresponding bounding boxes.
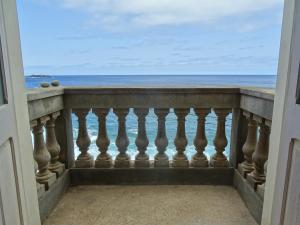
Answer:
[93,108,112,168]
[32,117,56,189]
[30,121,45,196]
[211,109,231,167]
[134,108,150,167]
[113,108,130,168]
[257,160,268,199]
[46,112,65,177]
[191,108,210,167]
[154,109,169,167]
[247,118,271,188]
[238,111,257,177]
[74,109,94,168]
[31,121,46,196]
[173,108,190,168]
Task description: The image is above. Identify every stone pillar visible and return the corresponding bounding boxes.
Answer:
[113,108,130,168]
[154,109,169,167]
[32,117,56,190]
[229,108,248,168]
[210,109,230,167]
[238,111,257,177]
[55,109,74,169]
[74,109,94,168]
[191,108,210,167]
[93,108,112,168]
[247,118,271,188]
[173,108,190,168]
[46,112,65,177]
[134,108,150,167]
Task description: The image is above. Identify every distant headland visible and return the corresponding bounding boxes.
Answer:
[27,74,51,78]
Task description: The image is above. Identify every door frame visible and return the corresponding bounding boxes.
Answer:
[0,0,40,224]
[262,0,300,224]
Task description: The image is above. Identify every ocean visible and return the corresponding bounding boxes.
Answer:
[26,75,276,161]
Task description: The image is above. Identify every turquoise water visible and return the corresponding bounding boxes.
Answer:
[26,75,276,160]
[71,110,231,160]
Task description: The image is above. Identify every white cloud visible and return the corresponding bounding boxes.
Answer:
[54,0,282,28]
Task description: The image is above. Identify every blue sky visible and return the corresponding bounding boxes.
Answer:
[17,0,284,75]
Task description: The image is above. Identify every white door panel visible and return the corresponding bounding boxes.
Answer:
[0,106,14,144]
[0,1,24,222]
[0,140,21,225]
[262,0,300,224]
[0,0,40,224]
[283,140,300,225]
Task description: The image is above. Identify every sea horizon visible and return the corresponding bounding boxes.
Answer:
[25,74,277,89]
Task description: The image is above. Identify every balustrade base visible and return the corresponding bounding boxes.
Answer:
[154,160,169,168]
[36,182,45,199]
[134,160,150,168]
[210,158,229,168]
[114,160,131,168]
[246,173,265,190]
[172,159,189,168]
[37,172,57,190]
[75,158,94,168]
[39,170,70,222]
[233,170,262,224]
[70,167,234,185]
[95,159,112,168]
[191,157,209,167]
[257,184,265,199]
[50,163,65,178]
[154,154,169,167]
[237,163,253,178]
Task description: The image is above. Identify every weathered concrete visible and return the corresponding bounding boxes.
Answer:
[26,86,275,123]
[27,87,64,121]
[39,170,70,222]
[240,91,274,121]
[28,95,64,121]
[229,108,248,168]
[239,88,274,101]
[27,87,64,101]
[56,109,75,168]
[63,87,241,109]
[70,167,234,185]
[233,170,263,224]
[43,185,257,225]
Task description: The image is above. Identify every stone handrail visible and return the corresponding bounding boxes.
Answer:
[26,86,274,189]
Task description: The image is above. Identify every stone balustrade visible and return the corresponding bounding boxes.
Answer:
[27,87,273,170]
[70,107,233,169]
[26,86,274,223]
[30,113,64,190]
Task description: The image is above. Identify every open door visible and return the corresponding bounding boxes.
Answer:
[262,0,300,224]
[0,0,40,224]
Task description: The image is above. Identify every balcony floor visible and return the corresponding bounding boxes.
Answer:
[43,185,257,225]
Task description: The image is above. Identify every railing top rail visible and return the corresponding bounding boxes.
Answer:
[27,87,64,121]
[26,86,275,120]
[239,87,275,101]
[26,86,275,97]
[62,86,243,109]
[27,87,64,101]
[62,86,241,95]
[239,88,274,120]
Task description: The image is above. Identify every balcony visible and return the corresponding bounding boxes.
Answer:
[26,86,274,225]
